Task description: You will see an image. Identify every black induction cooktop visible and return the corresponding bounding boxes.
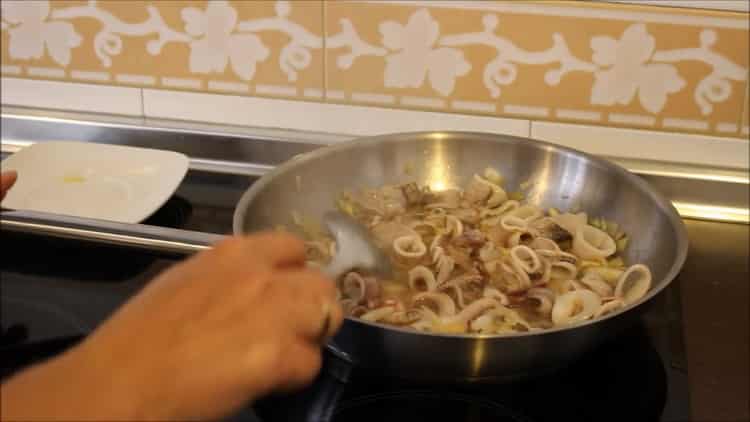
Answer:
[0,170,690,422]
[252,320,670,422]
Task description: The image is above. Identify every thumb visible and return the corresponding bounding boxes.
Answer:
[1,171,18,201]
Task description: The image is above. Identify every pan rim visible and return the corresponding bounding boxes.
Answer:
[233,130,689,340]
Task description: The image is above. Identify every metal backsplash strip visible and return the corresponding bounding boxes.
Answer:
[2,106,747,225]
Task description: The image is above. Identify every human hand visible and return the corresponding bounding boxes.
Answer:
[1,170,17,201]
[1,232,343,421]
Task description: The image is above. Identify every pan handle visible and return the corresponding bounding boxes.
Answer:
[253,341,354,422]
[0,209,225,255]
[299,343,354,422]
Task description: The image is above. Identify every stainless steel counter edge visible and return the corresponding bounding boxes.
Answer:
[2,106,748,225]
[0,209,227,255]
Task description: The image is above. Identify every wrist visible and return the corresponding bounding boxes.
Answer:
[0,338,153,421]
[61,337,156,421]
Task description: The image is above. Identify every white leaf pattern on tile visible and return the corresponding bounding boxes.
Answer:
[183,1,269,81]
[1,1,747,118]
[440,14,596,98]
[1,0,81,66]
[236,1,322,82]
[380,9,470,96]
[227,34,269,81]
[439,16,745,115]
[275,0,292,18]
[327,19,387,69]
[651,29,747,115]
[50,3,190,67]
[42,0,313,80]
[590,24,685,113]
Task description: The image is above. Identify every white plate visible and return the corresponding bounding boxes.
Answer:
[1,141,189,223]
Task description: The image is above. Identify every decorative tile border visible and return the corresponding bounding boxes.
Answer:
[1,0,748,140]
[1,0,324,97]
[325,1,748,137]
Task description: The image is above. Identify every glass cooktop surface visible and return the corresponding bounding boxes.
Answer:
[0,170,693,422]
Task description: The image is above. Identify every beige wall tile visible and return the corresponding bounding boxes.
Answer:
[324,1,748,136]
[1,0,748,141]
[532,119,749,168]
[1,76,143,115]
[1,0,324,100]
[143,88,530,137]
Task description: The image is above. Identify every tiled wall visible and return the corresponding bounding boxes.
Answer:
[1,1,749,140]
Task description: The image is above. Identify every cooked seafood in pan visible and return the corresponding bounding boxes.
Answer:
[301,167,652,335]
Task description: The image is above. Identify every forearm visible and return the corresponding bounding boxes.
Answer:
[0,346,143,421]
[0,231,336,421]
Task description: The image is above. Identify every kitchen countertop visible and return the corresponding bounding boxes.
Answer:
[679,220,749,421]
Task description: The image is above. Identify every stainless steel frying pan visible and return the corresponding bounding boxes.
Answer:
[1,131,688,382]
[232,131,688,382]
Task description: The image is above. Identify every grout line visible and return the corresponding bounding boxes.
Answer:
[740,76,749,136]
[368,1,749,29]
[322,0,327,102]
[598,0,749,13]
[139,88,145,117]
